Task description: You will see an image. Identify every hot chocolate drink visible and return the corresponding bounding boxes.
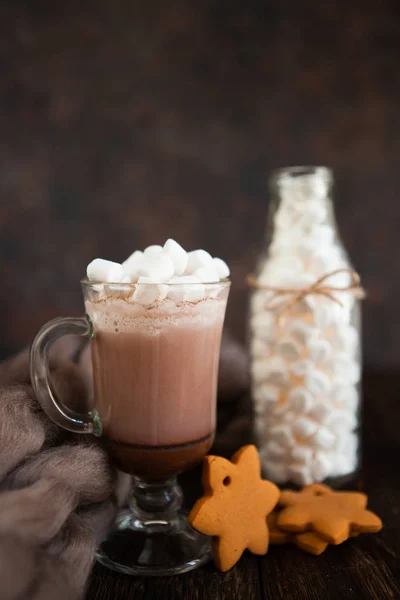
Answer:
[31,238,230,575]
[85,295,228,480]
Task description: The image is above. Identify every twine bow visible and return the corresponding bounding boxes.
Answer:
[247,268,365,316]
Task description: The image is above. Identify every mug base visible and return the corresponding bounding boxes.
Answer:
[96,507,211,576]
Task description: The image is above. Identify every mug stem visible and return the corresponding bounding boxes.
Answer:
[96,476,211,576]
[130,477,183,518]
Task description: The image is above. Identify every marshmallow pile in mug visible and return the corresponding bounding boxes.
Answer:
[86,239,230,305]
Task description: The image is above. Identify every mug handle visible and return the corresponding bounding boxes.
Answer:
[29,315,102,436]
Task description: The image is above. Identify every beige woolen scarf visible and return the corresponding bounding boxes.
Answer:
[0,331,249,600]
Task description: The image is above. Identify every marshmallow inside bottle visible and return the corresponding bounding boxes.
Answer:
[250,167,361,487]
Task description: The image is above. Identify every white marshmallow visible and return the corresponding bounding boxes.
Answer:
[336,431,358,456]
[331,452,356,477]
[295,202,327,229]
[144,245,163,258]
[334,351,354,371]
[288,387,313,413]
[274,270,316,290]
[270,235,304,257]
[326,269,352,288]
[334,355,361,385]
[132,277,168,305]
[308,338,332,365]
[308,401,332,424]
[167,275,205,303]
[331,385,359,412]
[91,283,104,295]
[298,239,320,261]
[252,361,268,384]
[313,305,333,330]
[137,253,175,282]
[107,275,132,294]
[280,409,297,424]
[267,255,304,275]
[213,257,230,279]
[330,325,358,353]
[308,252,337,276]
[253,383,281,405]
[333,294,354,320]
[274,206,296,230]
[309,224,335,246]
[254,404,267,418]
[181,278,206,302]
[87,259,125,283]
[265,440,287,458]
[288,464,313,486]
[272,400,292,417]
[327,410,357,433]
[312,452,333,481]
[305,368,331,397]
[257,265,274,285]
[261,459,289,484]
[253,356,289,386]
[287,320,316,344]
[290,359,313,377]
[185,249,214,274]
[325,300,352,328]
[250,312,275,339]
[269,425,294,448]
[257,265,287,288]
[311,427,336,450]
[293,418,318,440]
[251,291,269,313]
[254,416,268,442]
[339,326,358,352]
[251,338,271,359]
[163,239,188,276]
[192,266,219,283]
[276,337,302,361]
[292,295,316,316]
[122,250,144,282]
[291,446,313,465]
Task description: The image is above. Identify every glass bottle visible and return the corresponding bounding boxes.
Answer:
[249,166,362,487]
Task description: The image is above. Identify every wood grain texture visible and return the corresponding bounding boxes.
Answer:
[87,554,262,600]
[86,370,400,599]
[0,0,400,362]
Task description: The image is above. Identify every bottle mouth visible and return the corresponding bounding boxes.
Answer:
[271,165,333,184]
[269,166,333,202]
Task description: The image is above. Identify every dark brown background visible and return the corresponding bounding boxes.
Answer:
[1,0,399,363]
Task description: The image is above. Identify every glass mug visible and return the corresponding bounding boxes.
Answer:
[30,279,230,576]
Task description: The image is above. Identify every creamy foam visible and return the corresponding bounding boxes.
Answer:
[85,296,226,334]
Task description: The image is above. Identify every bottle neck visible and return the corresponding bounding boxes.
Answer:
[267,166,338,249]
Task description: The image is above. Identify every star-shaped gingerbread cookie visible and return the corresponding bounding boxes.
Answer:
[277,483,382,545]
[188,445,279,571]
[267,511,358,555]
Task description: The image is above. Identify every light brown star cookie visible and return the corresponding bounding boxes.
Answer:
[268,510,360,555]
[277,483,382,545]
[268,511,328,554]
[188,445,279,572]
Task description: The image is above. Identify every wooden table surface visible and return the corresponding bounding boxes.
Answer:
[86,370,400,599]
